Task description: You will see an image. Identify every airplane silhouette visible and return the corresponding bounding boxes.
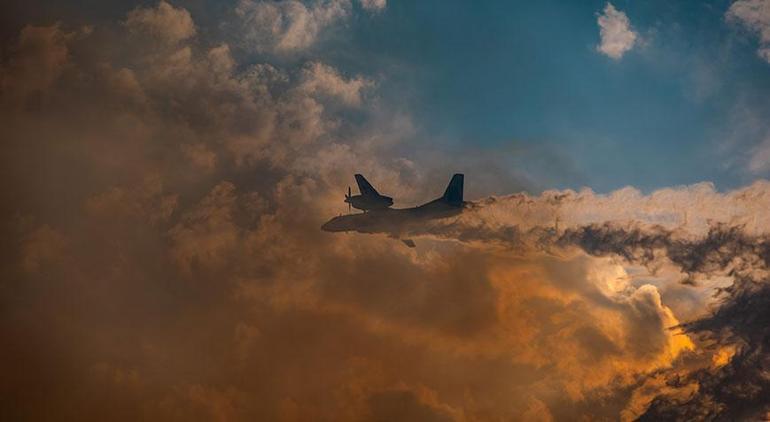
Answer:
[322,174,465,247]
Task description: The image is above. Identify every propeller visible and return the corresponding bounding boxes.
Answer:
[345,186,351,213]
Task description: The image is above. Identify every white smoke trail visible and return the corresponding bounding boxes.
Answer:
[463,180,770,237]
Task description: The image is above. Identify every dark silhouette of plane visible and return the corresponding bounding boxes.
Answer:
[344,174,394,212]
[322,174,465,247]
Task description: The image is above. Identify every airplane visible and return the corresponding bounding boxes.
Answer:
[321,174,466,247]
[344,174,394,212]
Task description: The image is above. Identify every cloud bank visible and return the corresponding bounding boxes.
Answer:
[393,183,770,419]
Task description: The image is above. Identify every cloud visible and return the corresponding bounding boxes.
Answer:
[748,135,770,173]
[235,0,387,53]
[366,389,453,422]
[0,1,768,421]
[299,62,372,106]
[181,143,218,172]
[20,224,68,273]
[125,1,196,45]
[236,0,351,53]
[0,24,72,104]
[359,0,387,12]
[84,175,178,224]
[726,0,770,63]
[451,180,770,237]
[380,185,770,419]
[168,182,242,274]
[596,2,637,60]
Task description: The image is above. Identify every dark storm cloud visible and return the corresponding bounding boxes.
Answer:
[641,275,770,420]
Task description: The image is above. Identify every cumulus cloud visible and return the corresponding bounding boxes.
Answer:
[727,0,770,63]
[596,2,637,60]
[125,1,196,45]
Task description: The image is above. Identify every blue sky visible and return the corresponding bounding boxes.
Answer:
[318,0,770,192]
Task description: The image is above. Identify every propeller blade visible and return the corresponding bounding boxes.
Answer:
[346,186,351,213]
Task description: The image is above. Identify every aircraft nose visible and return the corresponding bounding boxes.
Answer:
[321,218,341,232]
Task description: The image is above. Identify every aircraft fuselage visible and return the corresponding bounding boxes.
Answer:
[322,199,465,235]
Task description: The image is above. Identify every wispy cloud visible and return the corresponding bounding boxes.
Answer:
[359,0,386,12]
[235,0,386,53]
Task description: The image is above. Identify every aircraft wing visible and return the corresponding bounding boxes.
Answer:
[355,174,380,196]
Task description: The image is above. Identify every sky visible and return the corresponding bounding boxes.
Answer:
[5,0,770,194]
[4,1,770,421]
[349,0,770,192]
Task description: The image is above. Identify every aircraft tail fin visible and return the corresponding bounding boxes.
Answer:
[354,174,379,196]
[442,174,464,206]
